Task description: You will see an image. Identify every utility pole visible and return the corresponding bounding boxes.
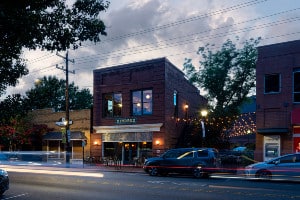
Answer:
[56,51,75,167]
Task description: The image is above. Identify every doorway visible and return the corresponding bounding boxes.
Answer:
[124,142,137,164]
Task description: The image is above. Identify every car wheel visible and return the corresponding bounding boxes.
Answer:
[256,170,272,180]
[193,167,207,178]
[148,166,159,176]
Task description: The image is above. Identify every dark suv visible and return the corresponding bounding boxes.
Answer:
[143,148,220,178]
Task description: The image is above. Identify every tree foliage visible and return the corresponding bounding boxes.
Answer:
[25,75,93,111]
[0,0,109,95]
[183,37,260,148]
[0,75,91,150]
[0,94,28,125]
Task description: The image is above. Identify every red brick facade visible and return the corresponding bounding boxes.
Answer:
[256,40,300,161]
[92,58,207,163]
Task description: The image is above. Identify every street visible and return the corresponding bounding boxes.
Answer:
[1,165,300,200]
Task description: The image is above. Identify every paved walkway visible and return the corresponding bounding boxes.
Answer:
[82,163,144,173]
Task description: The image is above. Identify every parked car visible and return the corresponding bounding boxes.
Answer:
[0,169,9,195]
[143,148,221,178]
[244,153,300,181]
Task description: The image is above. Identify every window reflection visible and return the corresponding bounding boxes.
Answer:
[103,93,122,117]
[132,89,152,115]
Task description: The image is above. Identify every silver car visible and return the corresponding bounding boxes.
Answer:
[245,153,300,181]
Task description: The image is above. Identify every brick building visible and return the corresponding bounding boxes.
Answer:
[30,108,91,163]
[92,57,207,164]
[256,40,300,161]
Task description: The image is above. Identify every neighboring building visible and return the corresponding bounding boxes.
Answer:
[29,108,91,163]
[92,57,207,164]
[256,40,300,161]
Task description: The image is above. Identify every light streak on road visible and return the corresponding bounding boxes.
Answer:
[0,165,104,178]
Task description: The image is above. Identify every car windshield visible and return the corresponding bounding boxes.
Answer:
[177,151,194,159]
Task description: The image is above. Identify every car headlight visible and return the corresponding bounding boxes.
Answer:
[0,169,8,177]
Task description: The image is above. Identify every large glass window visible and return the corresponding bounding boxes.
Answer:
[264,74,280,93]
[294,70,300,103]
[132,89,152,115]
[103,93,122,117]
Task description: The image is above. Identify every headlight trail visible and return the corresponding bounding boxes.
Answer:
[0,165,104,178]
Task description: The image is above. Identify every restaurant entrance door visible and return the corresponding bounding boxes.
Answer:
[124,142,137,164]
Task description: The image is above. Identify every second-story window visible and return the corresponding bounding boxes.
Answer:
[264,74,280,94]
[103,93,122,117]
[132,89,152,116]
[294,70,300,103]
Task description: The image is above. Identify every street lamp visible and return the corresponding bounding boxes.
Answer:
[184,103,189,119]
[201,110,208,118]
[200,110,208,147]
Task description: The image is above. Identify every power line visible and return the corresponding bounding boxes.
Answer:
[73,16,300,65]
[85,0,271,44]
[25,1,295,67]
[8,0,300,83]
[78,0,271,49]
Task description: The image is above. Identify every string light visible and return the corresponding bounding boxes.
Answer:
[173,112,256,137]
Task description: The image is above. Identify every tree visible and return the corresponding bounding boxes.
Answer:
[0,0,109,96]
[183,37,261,148]
[0,75,92,150]
[0,94,28,125]
[25,75,93,111]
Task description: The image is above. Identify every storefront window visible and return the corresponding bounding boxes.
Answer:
[103,93,122,117]
[132,89,152,115]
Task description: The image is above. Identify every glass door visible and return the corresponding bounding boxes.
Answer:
[124,142,137,164]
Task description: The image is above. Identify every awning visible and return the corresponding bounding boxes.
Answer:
[43,131,87,141]
[93,123,163,134]
[292,108,300,125]
[257,128,289,135]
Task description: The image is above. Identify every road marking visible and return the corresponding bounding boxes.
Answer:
[2,193,28,199]
[147,180,207,186]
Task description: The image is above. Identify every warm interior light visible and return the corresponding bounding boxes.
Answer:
[184,104,189,109]
[155,140,160,145]
[94,141,98,145]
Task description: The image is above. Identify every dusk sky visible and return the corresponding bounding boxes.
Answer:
[4,0,300,98]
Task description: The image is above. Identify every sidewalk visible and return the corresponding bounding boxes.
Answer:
[73,163,145,173]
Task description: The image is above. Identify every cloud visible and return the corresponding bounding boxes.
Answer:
[3,0,300,99]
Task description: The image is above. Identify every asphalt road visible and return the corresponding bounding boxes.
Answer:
[2,166,300,200]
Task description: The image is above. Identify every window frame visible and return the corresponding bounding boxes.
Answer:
[131,89,153,116]
[103,93,122,118]
[264,73,281,94]
[293,69,300,103]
